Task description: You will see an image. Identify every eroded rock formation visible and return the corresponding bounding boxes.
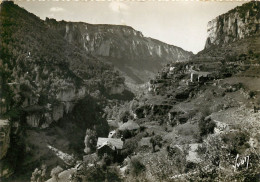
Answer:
[205,1,260,49]
[46,20,193,83]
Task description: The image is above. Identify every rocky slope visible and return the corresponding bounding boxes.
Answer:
[205,1,260,49]
[43,2,260,182]
[45,19,193,84]
[0,1,132,179]
[1,1,260,182]
[0,1,130,128]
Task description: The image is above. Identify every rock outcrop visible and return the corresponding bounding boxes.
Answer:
[0,1,130,128]
[46,19,193,83]
[0,119,10,160]
[205,1,260,49]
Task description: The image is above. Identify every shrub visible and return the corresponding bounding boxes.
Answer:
[84,129,97,154]
[82,165,122,182]
[121,138,138,157]
[129,158,146,176]
[119,110,130,123]
[222,131,250,155]
[150,135,163,152]
[199,118,216,137]
[121,129,132,139]
[184,161,197,173]
[249,91,256,98]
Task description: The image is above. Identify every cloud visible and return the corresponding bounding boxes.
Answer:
[109,2,129,13]
[50,7,65,13]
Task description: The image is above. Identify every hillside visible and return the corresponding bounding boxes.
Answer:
[41,2,260,182]
[1,1,260,182]
[45,19,193,84]
[0,1,133,180]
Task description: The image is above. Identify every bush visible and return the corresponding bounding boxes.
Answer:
[82,165,122,182]
[84,129,97,154]
[119,110,130,123]
[222,131,250,155]
[121,129,132,139]
[129,158,146,176]
[121,138,138,157]
[249,91,256,98]
[199,118,216,137]
[184,161,197,173]
[150,135,163,152]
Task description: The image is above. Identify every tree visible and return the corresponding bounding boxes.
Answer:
[84,129,97,154]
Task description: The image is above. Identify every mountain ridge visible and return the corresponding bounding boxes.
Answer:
[45,18,193,84]
[1,1,260,182]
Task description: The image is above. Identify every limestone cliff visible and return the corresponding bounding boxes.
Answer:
[46,20,193,84]
[0,1,129,128]
[205,1,260,49]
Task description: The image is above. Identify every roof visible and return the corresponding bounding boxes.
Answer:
[97,137,124,150]
[119,120,140,131]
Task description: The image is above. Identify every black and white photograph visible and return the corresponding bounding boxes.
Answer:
[0,0,260,181]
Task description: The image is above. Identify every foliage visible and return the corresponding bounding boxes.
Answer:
[121,138,138,157]
[129,157,146,176]
[121,129,132,139]
[249,91,256,99]
[84,129,97,154]
[81,165,122,182]
[222,131,250,155]
[199,117,216,137]
[150,135,163,152]
[119,110,130,123]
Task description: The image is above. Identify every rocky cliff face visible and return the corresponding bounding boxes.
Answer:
[46,20,193,84]
[0,1,129,129]
[205,1,260,49]
[0,2,132,179]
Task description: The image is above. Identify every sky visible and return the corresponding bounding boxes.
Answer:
[15,1,245,54]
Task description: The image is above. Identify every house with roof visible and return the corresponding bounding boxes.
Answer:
[96,137,124,157]
[190,70,211,83]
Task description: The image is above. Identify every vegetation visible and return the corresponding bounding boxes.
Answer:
[199,117,216,137]
[129,157,146,176]
[150,135,162,152]
[81,164,122,182]
[84,129,97,154]
[1,1,260,182]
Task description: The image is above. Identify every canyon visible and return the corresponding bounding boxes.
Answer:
[0,1,260,182]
